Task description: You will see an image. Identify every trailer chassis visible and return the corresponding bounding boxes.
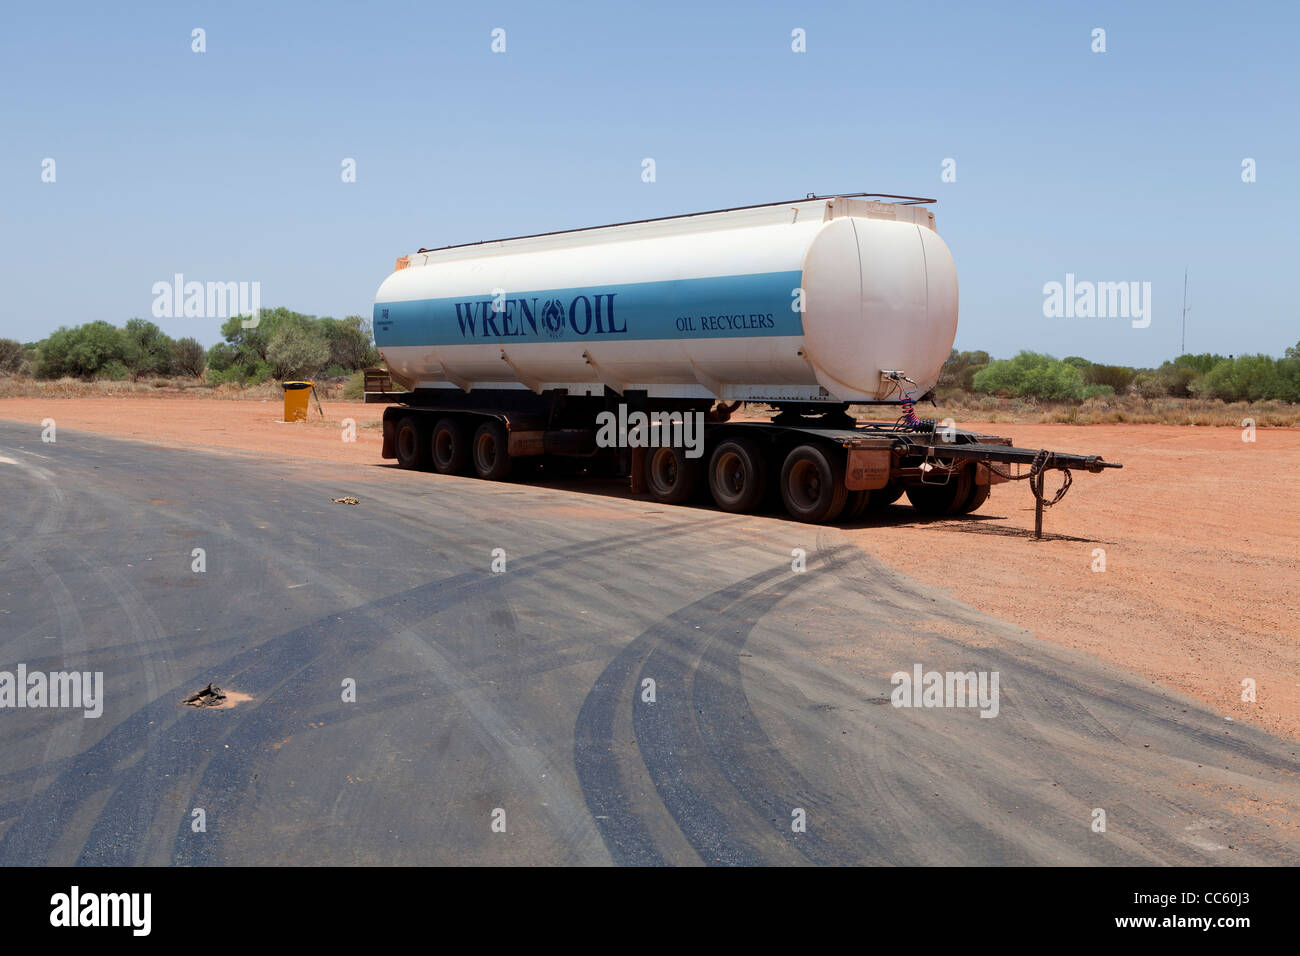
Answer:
[377,390,1121,536]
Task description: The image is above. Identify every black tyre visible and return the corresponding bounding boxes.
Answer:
[707,438,767,513]
[905,466,973,515]
[779,444,849,523]
[960,479,991,514]
[645,445,702,505]
[394,416,431,470]
[841,489,871,522]
[471,420,512,480]
[866,481,905,509]
[432,417,468,474]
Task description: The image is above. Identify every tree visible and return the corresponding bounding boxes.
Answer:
[937,349,990,391]
[266,321,330,379]
[1173,352,1227,375]
[35,322,123,378]
[172,337,207,377]
[119,318,174,381]
[1276,343,1300,402]
[0,338,25,374]
[318,315,380,370]
[216,307,323,382]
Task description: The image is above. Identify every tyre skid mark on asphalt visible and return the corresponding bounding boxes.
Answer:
[688,574,884,865]
[0,443,64,562]
[0,482,197,863]
[72,564,186,865]
[5,455,714,862]
[0,445,102,856]
[165,512,723,865]
[12,464,221,864]
[576,549,874,866]
[633,580,806,866]
[576,565,794,865]
[0,692,191,864]
[0,437,719,864]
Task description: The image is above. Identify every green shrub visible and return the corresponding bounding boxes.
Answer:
[972,351,1086,401]
[1200,354,1284,402]
[342,370,365,400]
[1084,364,1136,393]
[1081,384,1115,400]
[119,318,175,381]
[97,360,130,381]
[206,342,238,372]
[36,321,123,378]
[172,337,207,377]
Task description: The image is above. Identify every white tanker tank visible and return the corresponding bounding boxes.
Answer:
[372,194,958,405]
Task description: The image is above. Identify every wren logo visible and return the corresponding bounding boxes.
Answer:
[50,886,150,936]
[890,664,1000,718]
[1042,274,1151,328]
[595,405,705,459]
[454,293,625,339]
[0,665,103,718]
[539,298,567,339]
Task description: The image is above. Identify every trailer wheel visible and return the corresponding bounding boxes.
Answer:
[432,417,468,475]
[395,416,430,470]
[960,480,990,514]
[905,466,973,515]
[779,444,849,523]
[645,446,701,504]
[842,490,871,522]
[866,482,905,509]
[708,438,767,513]
[472,421,513,480]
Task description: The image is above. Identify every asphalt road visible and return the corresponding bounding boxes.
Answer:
[0,421,1297,866]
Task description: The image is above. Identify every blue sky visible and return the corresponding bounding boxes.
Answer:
[2,0,1296,366]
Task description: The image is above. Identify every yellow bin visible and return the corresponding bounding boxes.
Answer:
[282,381,313,421]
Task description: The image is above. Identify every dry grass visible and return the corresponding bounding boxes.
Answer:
[0,375,348,402]
[902,392,1300,427]
[2,375,1296,426]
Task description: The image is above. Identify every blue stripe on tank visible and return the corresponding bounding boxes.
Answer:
[372,270,805,347]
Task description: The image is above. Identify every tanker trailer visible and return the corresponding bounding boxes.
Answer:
[371,193,1120,530]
